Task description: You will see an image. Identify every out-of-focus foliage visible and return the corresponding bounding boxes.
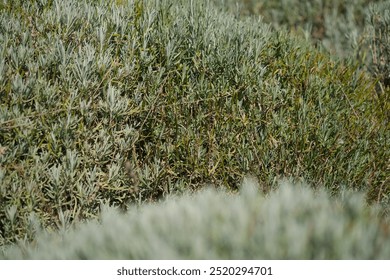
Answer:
[2,179,389,259]
[218,0,382,58]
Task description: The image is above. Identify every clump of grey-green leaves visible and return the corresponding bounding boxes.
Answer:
[2,179,390,259]
[0,0,389,251]
[227,0,390,115]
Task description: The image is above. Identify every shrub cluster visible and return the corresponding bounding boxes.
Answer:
[0,0,388,247]
[366,2,390,114]
[222,1,390,110]
[221,0,383,58]
[2,179,389,259]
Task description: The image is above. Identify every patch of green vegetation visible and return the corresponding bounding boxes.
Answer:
[221,1,390,113]
[0,0,388,248]
[220,0,381,58]
[366,2,390,117]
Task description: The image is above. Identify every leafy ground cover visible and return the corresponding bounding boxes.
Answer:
[0,0,389,252]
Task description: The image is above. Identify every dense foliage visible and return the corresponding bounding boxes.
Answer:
[0,0,389,253]
[222,0,381,58]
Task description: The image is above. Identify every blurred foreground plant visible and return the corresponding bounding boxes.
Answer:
[1,179,389,259]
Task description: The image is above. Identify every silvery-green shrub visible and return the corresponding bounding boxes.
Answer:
[2,179,389,259]
[367,2,390,91]
[218,0,384,59]
[0,0,388,247]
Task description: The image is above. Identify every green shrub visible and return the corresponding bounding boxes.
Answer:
[0,0,388,246]
[366,3,390,114]
[1,179,389,259]
[222,1,389,106]
[220,0,384,59]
